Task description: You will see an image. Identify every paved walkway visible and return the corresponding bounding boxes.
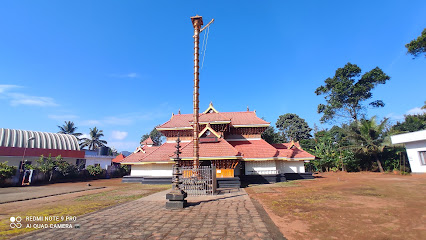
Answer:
[0,184,104,204]
[16,189,285,240]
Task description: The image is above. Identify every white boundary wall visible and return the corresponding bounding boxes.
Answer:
[130,163,173,177]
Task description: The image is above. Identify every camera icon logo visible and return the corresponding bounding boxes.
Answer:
[10,216,22,228]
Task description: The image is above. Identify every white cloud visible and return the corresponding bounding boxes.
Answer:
[385,113,404,121]
[80,133,90,139]
[80,120,102,126]
[48,114,79,120]
[0,84,21,93]
[108,141,140,152]
[0,85,58,107]
[406,107,426,115]
[109,73,139,78]
[8,93,58,107]
[111,130,128,140]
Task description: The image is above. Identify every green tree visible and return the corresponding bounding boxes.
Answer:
[275,113,312,141]
[36,154,56,181]
[261,126,284,144]
[55,155,77,177]
[345,116,389,172]
[141,128,163,146]
[80,127,108,150]
[405,28,426,58]
[0,161,17,183]
[392,114,426,133]
[422,101,426,110]
[315,63,390,123]
[57,121,82,140]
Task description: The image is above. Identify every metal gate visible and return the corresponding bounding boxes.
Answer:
[180,166,216,196]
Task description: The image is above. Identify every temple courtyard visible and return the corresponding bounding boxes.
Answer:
[1,173,425,239]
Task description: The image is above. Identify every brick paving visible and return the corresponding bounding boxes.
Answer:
[16,189,285,240]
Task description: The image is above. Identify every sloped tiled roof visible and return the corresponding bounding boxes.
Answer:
[157,111,269,129]
[112,154,125,163]
[229,139,278,159]
[141,137,154,145]
[180,139,240,159]
[120,145,162,163]
[272,143,315,159]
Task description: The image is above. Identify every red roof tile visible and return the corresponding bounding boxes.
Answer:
[112,154,125,163]
[157,111,269,129]
[221,112,269,126]
[229,139,278,158]
[141,137,154,145]
[121,146,161,163]
[272,143,315,159]
[180,139,240,159]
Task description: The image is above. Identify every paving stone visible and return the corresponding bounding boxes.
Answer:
[13,189,285,240]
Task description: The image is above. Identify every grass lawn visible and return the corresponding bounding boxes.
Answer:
[245,172,426,240]
[0,179,170,239]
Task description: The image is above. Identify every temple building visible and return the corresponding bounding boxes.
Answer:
[121,103,315,186]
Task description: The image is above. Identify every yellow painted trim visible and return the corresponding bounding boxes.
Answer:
[203,102,219,113]
[156,127,193,131]
[232,124,270,128]
[243,157,315,161]
[199,121,230,124]
[198,123,221,138]
[176,156,242,160]
[121,161,174,165]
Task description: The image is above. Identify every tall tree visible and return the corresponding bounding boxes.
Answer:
[405,28,426,58]
[80,127,108,150]
[261,126,284,144]
[57,121,82,140]
[345,116,389,172]
[315,63,390,123]
[140,128,163,146]
[275,113,312,141]
[422,101,426,110]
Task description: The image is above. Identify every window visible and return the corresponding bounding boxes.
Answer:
[419,151,426,165]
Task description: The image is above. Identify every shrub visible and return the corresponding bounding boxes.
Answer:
[0,161,17,183]
[86,165,103,176]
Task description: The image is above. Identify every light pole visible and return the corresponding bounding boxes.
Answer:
[20,136,35,173]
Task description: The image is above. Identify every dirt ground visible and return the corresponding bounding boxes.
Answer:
[246,172,426,240]
[0,179,169,239]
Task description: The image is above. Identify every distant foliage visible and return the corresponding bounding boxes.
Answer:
[261,126,284,144]
[141,128,164,146]
[392,114,426,133]
[57,121,82,140]
[0,161,17,182]
[405,28,426,58]
[275,113,312,141]
[315,62,390,123]
[80,127,108,150]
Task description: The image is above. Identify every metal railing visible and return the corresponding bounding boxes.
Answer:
[247,169,280,175]
[179,166,216,196]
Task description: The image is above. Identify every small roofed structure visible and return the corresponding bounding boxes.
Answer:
[121,104,315,186]
[391,130,426,173]
[141,137,155,147]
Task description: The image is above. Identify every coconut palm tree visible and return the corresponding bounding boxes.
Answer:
[57,121,82,140]
[345,116,389,172]
[79,127,107,150]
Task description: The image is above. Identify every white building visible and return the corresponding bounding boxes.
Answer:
[391,130,426,173]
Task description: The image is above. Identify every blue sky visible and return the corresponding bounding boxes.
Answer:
[1,1,425,152]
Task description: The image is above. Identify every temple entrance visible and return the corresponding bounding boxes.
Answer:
[211,159,239,178]
[180,166,216,196]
